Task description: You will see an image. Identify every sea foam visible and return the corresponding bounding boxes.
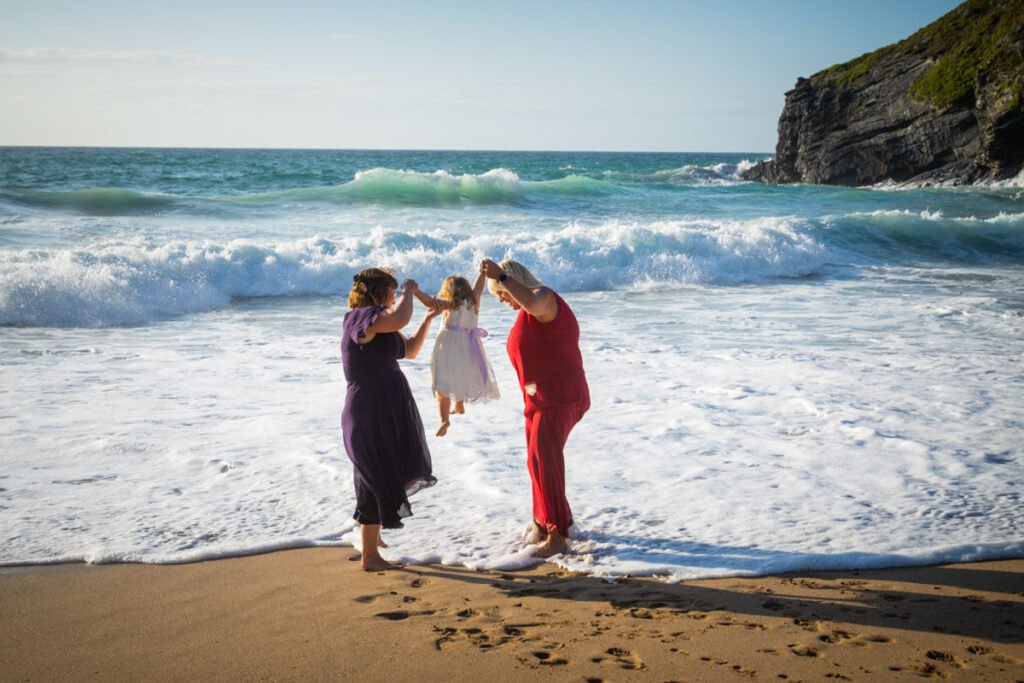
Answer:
[0,218,827,327]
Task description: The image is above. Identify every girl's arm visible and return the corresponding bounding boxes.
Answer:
[415,285,452,313]
[404,306,441,359]
[471,269,487,309]
[413,289,437,309]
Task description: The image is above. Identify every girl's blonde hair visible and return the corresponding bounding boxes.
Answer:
[438,275,475,310]
[487,259,543,295]
[348,267,398,308]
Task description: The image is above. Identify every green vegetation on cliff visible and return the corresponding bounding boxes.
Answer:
[821,47,894,87]
[818,0,1024,111]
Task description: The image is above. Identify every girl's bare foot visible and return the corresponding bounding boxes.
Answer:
[437,396,451,433]
[454,401,465,414]
[377,537,388,548]
[532,531,568,558]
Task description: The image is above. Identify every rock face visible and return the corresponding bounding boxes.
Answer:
[744,0,1024,186]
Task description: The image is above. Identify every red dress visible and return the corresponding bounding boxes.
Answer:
[507,292,590,536]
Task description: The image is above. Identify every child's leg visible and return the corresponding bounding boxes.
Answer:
[436,393,451,437]
[454,399,465,415]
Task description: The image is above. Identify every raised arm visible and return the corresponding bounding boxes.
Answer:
[366,279,418,335]
[471,269,487,309]
[413,289,437,309]
[481,259,557,322]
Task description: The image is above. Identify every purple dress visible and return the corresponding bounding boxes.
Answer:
[341,305,435,529]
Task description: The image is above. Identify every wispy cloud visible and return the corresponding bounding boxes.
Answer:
[0,48,255,67]
[106,74,375,92]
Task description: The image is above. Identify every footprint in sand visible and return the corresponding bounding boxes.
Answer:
[374,609,436,621]
[593,646,644,670]
[353,594,381,604]
[504,623,540,637]
[460,627,497,651]
[528,650,568,666]
[914,662,946,678]
[818,629,854,643]
[410,577,428,588]
[962,645,1022,665]
[926,650,964,667]
[432,626,458,650]
[432,620,541,653]
[788,644,823,658]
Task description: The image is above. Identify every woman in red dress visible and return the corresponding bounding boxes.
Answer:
[480,258,589,557]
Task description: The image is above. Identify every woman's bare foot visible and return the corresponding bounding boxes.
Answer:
[532,530,568,558]
[522,520,548,545]
[361,555,401,571]
[436,421,450,437]
[359,524,396,570]
[454,401,465,415]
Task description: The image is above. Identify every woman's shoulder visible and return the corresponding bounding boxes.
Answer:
[346,304,386,319]
[532,287,560,322]
[344,305,388,342]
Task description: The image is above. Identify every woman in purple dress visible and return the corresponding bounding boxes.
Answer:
[341,267,439,571]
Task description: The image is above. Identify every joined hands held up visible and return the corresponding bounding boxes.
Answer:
[480,258,502,279]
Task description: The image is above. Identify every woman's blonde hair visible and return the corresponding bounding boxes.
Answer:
[348,267,398,308]
[438,275,475,310]
[487,258,543,295]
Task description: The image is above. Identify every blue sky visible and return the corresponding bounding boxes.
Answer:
[0,0,962,152]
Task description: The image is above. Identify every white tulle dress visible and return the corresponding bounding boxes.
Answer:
[431,300,501,403]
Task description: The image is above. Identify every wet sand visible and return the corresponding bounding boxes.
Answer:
[2,550,1022,681]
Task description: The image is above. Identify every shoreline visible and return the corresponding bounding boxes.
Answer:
[3,550,1021,681]
[3,540,1024,578]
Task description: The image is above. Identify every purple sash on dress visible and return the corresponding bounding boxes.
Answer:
[440,324,490,395]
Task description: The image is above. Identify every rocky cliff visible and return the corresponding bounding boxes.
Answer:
[744,0,1024,186]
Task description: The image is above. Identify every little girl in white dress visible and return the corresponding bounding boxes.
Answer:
[431,271,500,436]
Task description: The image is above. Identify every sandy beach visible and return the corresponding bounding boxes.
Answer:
[2,550,1022,682]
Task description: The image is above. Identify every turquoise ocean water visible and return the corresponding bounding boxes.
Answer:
[1,147,1022,578]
